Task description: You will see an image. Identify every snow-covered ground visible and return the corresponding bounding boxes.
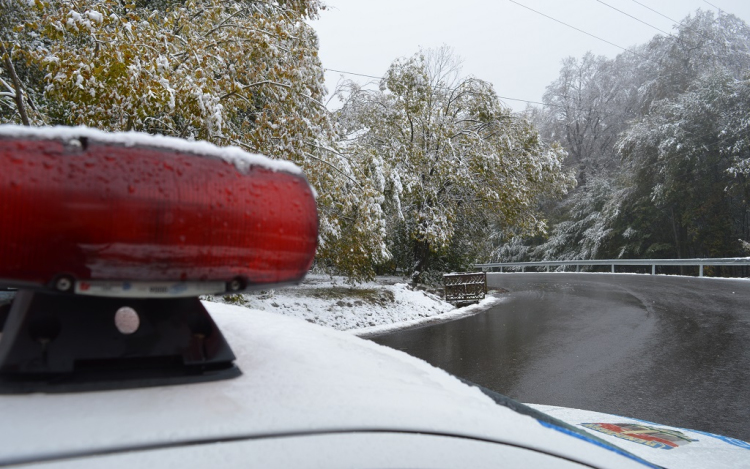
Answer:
[202,274,503,337]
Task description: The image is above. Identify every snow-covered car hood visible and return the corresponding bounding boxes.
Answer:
[0,302,745,468]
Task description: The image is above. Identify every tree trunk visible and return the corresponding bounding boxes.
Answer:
[411,238,431,284]
[1,43,30,126]
[670,206,689,275]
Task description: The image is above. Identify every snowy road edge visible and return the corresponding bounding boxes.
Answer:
[349,295,506,338]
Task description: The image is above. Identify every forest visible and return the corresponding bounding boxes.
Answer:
[503,9,750,269]
[1,1,749,282]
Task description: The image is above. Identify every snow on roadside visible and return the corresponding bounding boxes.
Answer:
[352,295,505,338]
[203,274,503,336]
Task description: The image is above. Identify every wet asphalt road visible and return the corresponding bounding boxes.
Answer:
[372,273,750,442]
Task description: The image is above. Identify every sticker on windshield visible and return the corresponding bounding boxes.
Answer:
[580,423,697,450]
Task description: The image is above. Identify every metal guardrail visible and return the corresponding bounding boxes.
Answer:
[444,272,487,302]
[473,258,750,277]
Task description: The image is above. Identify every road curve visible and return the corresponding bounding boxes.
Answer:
[372,273,750,442]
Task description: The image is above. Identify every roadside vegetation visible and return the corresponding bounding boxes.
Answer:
[2,2,749,281]
[202,274,502,334]
[501,11,750,269]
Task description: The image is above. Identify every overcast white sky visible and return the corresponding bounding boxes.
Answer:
[312,0,750,111]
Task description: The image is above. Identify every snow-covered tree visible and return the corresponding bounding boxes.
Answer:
[540,52,629,182]
[338,48,573,282]
[502,9,750,265]
[0,0,47,126]
[16,0,329,156]
[1,0,393,281]
[618,72,750,259]
[635,10,750,110]
[532,176,628,262]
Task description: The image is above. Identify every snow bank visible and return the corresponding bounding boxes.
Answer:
[352,295,505,338]
[204,275,503,336]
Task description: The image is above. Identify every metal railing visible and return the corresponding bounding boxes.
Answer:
[444,272,487,302]
[473,258,750,277]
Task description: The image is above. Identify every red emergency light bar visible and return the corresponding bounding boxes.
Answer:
[0,126,318,297]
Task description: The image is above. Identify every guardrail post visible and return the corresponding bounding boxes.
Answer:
[651,264,655,275]
[547,265,550,272]
[499,266,503,273]
[611,264,615,273]
[699,265,704,277]
[576,265,580,272]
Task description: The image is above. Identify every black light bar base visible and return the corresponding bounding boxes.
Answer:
[0,291,240,393]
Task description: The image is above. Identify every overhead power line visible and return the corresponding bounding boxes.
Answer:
[497,95,549,107]
[595,0,673,37]
[507,0,646,59]
[703,0,725,15]
[324,67,560,108]
[630,0,724,47]
[630,0,678,24]
[325,68,381,80]
[326,1,718,112]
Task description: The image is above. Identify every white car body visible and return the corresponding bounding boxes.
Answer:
[0,302,747,468]
[529,405,750,469]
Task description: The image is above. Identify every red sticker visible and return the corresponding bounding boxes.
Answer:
[581,423,697,450]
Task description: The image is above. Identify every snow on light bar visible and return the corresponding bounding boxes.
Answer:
[0,125,318,297]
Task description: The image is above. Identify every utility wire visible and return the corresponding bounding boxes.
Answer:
[630,0,723,46]
[630,0,678,24]
[500,0,737,149]
[326,1,708,110]
[324,67,561,108]
[703,0,725,15]
[509,0,721,66]
[326,68,381,80]
[595,0,673,37]
[497,96,549,107]
[328,0,724,111]
[507,0,646,59]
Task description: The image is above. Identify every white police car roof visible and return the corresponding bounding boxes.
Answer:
[0,302,637,468]
[0,303,746,468]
